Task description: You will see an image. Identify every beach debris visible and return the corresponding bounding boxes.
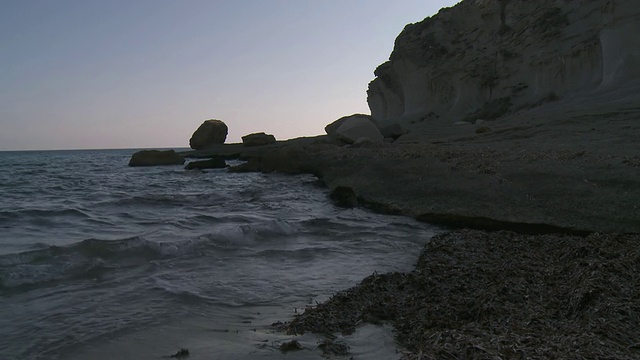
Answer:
[279,339,303,352]
[282,230,640,359]
[317,339,350,357]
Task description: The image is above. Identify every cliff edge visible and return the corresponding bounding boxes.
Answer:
[368,0,640,130]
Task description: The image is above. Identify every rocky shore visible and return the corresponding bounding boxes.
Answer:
[223,87,640,234]
[182,89,639,357]
[131,0,639,357]
[283,230,640,359]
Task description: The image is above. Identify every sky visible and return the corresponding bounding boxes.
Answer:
[0,0,460,150]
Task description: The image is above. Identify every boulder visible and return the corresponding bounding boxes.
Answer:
[379,123,405,139]
[128,150,184,167]
[326,114,383,144]
[325,114,370,138]
[242,132,276,147]
[189,119,228,150]
[184,157,227,170]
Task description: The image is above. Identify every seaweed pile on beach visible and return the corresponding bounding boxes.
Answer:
[281,229,640,359]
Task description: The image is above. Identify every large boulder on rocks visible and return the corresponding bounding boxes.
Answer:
[325,114,368,137]
[242,132,276,147]
[128,150,184,167]
[189,119,228,150]
[325,114,383,144]
[184,157,227,170]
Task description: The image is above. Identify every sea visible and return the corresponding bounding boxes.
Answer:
[0,149,441,360]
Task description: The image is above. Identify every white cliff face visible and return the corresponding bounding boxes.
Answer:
[601,0,640,86]
[367,0,640,129]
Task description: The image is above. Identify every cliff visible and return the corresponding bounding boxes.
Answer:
[193,0,640,235]
[368,0,640,129]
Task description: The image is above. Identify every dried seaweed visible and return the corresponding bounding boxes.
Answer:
[282,230,640,359]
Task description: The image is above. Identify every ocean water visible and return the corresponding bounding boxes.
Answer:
[0,149,440,360]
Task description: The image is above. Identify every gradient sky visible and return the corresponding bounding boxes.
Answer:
[0,0,460,150]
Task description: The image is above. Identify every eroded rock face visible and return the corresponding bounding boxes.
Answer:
[325,114,383,144]
[128,150,184,167]
[241,132,276,147]
[189,119,228,150]
[367,0,640,129]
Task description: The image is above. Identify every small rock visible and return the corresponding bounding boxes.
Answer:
[170,348,189,358]
[318,340,350,356]
[454,121,472,126]
[476,126,492,134]
[279,340,303,352]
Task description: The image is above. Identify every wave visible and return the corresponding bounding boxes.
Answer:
[152,277,218,303]
[0,208,92,222]
[0,218,301,292]
[0,236,181,291]
[100,192,231,208]
[256,247,334,260]
[197,219,300,248]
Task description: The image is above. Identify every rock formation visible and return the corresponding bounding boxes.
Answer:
[324,114,384,144]
[128,150,185,167]
[189,119,228,150]
[184,157,226,170]
[324,114,367,137]
[241,132,276,147]
[367,0,640,130]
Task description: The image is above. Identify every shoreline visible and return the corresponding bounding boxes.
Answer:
[188,95,640,235]
[282,229,640,359]
[177,89,640,357]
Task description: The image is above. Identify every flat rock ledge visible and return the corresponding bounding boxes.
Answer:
[279,229,640,359]
[227,132,639,234]
[223,91,640,234]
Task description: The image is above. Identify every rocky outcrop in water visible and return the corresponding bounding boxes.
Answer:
[184,157,226,170]
[367,0,640,130]
[189,119,228,150]
[242,132,276,147]
[128,150,184,167]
